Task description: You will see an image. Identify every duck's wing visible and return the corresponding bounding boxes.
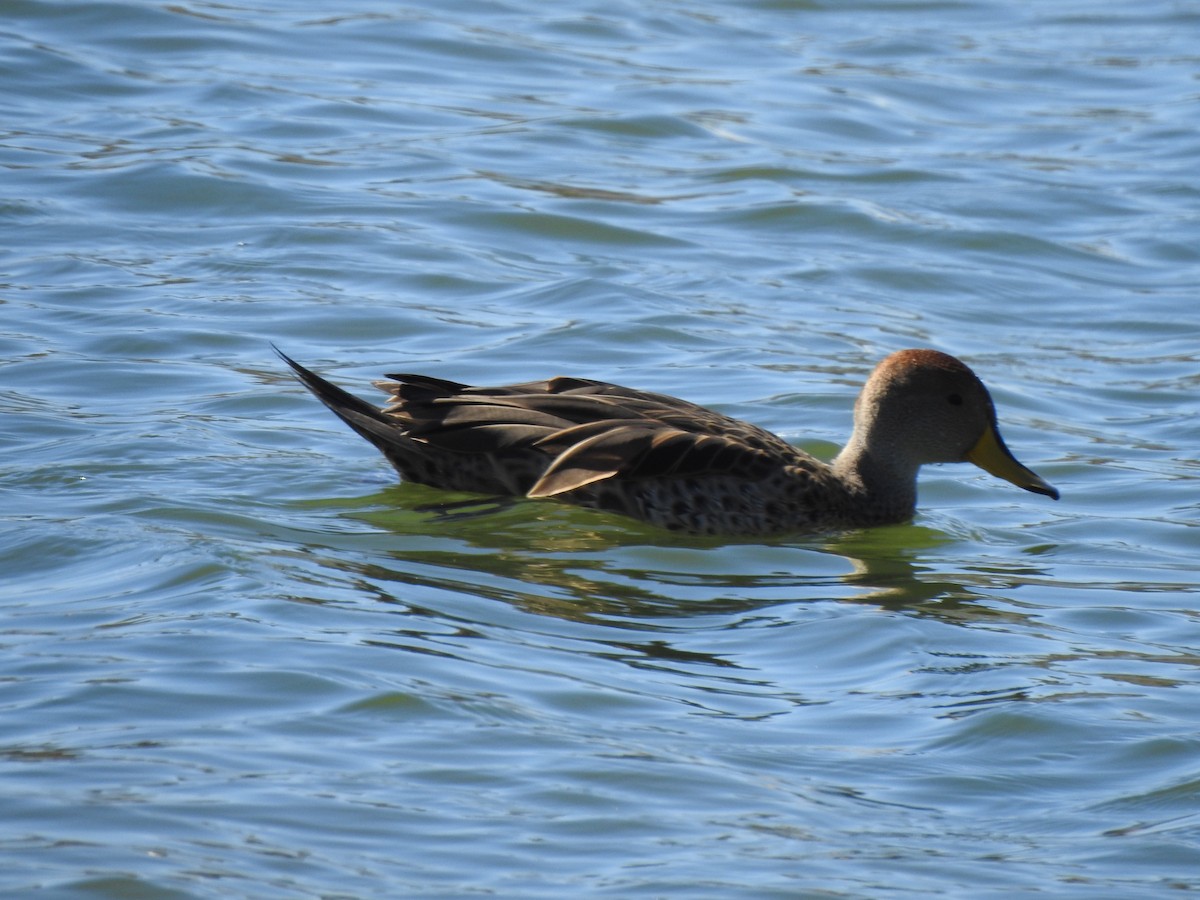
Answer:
[281,348,812,499]
[526,420,783,497]
[376,373,810,496]
[381,374,803,454]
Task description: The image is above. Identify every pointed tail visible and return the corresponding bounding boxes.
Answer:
[274,345,412,457]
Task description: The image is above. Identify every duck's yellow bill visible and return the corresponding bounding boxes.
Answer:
[967,424,1059,500]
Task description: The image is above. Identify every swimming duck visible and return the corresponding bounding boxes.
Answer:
[278,347,1058,535]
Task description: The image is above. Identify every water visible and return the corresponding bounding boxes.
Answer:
[3,0,1199,896]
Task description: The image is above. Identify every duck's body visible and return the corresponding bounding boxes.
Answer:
[279,348,1057,535]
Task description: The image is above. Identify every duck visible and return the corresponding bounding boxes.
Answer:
[277,347,1058,535]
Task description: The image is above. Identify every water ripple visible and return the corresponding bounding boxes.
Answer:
[3,0,1200,896]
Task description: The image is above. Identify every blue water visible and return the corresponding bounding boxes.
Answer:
[3,0,1200,897]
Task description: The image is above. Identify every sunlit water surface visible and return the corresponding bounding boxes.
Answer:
[3,0,1199,897]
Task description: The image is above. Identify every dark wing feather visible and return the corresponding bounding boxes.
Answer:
[374,370,806,495]
[283,349,806,500]
[379,373,471,402]
[528,423,778,498]
[415,422,559,454]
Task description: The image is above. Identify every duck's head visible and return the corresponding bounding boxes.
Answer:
[853,349,1059,500]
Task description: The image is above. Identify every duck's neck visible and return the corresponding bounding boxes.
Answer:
[832,435,920,523]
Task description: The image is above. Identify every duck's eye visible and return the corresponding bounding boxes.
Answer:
[947,393,963,406]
